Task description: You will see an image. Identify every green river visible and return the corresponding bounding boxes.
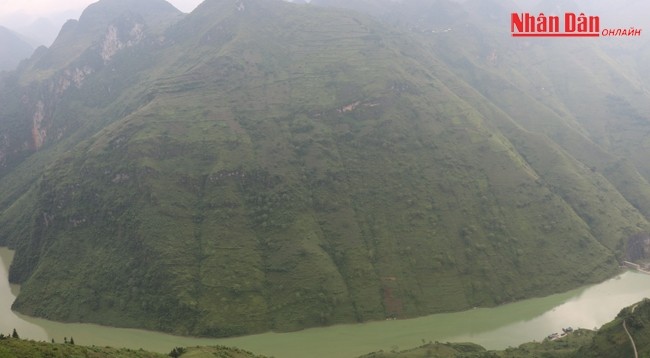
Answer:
[2,247,650,357]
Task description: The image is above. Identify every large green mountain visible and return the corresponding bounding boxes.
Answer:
[0,0,650,337]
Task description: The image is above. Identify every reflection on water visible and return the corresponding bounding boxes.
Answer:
[0,248,48,341]
[449,272,650,348]
[2,246,650,357]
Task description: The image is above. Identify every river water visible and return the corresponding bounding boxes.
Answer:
[1,246,650,357]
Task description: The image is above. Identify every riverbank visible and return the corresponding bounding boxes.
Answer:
[623,261,650,275]
[3,247,650,358]
[0,248,48,342]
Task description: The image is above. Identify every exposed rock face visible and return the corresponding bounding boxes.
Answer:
[55,66,94,96]
[101,20,145,63]
[2,0,650,340]
[1,7,156,160]
[23,64,96,150]
[31,101,46,150]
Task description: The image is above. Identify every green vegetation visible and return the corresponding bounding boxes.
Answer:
[0,335,266,358]
[0,335,165,358]
[5,299,650,357]
[4,298,650,357]
[358,333,595,358]
[575,298,650,357]
[0,0,650,339]
[359,342,489,358]
[172,346,269,358]
[359,298,650,357]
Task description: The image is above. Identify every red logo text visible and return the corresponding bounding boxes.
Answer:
[511,12,600,37]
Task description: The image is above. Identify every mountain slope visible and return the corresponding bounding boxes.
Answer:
[0,338,267,358]
[576,298,650,357]
[313,0,650,252]
[0,0,649,337]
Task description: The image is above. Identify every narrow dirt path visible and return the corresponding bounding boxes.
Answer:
[623,317,638,358]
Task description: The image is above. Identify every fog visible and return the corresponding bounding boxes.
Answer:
[529,0,650,29]
[0,0,203,46]
[2,0,650,355]
[3,0,649,46]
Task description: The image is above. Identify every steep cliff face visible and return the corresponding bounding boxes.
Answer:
[0,0,181,178]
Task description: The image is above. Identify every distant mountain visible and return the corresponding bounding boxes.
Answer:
[0,26,34,71]
[18,18,61,47]
[0,8,82,47]
[1,0,650,339]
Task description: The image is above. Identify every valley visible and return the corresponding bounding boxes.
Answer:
[1,0,650,355]
[3,247,650,357]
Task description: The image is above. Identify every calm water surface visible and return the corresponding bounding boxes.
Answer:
[1,247,649,357]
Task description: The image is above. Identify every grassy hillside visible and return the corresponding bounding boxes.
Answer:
[575,298,650,358]
[358,331,596,357]
[0,337,266,358]
[360,298,650,357]
[0,0,649,338]
[0,337,165,358]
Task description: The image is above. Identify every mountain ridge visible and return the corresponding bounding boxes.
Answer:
[0,26,34,71]
[0,0,649,337]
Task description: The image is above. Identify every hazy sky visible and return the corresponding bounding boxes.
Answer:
[0,0,203,16]
[0,0,205,45]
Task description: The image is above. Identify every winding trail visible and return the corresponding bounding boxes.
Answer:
[623,304,639,358]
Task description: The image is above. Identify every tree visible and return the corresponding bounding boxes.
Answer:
[169,347,187,357]
[11,329,19,339]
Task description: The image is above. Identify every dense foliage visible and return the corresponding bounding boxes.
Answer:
[0,0,650,337]
[0,335,165,358]
[0,335,265,358]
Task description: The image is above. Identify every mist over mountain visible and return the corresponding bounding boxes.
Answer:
[0,26,34,71]
[0,9,81,47]
[19,18,60,47]
[1,0,650,339]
